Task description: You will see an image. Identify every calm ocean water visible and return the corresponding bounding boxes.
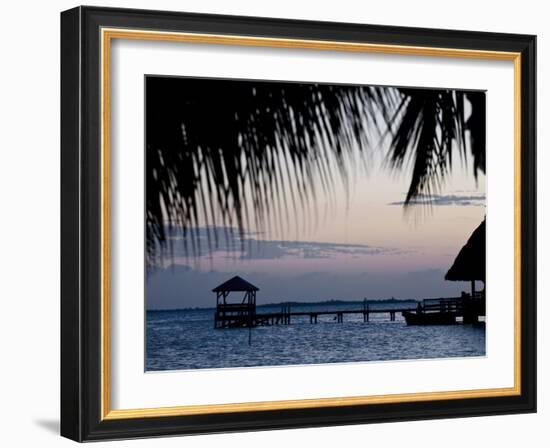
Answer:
[146,302,486,371]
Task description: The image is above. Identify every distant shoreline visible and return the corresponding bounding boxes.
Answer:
[148,298,419,312]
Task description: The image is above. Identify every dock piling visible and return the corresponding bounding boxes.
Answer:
[363,299,370,322]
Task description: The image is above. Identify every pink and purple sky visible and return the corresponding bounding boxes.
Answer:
[147,144,485,309]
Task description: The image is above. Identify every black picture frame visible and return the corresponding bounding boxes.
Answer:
[61,5,536,442]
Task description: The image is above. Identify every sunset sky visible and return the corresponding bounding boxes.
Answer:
[147,139,486,309]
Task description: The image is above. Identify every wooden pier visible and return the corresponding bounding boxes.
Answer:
[218,301,412,327]
[270,303,409,325]
[211,276,485,329]
[215,296,486,328]
[403,293,485,325]
[216,296,484,328]
[214,295,430,328]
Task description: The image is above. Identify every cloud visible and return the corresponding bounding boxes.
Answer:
[238,239,396,260]
[161,225,402,262]
[388,193,486,207]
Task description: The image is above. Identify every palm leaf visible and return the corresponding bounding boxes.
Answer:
[146,77,485,263]
[383,88,485,205]
[146,77,381,264]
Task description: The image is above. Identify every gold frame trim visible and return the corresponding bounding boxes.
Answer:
[100,28,522,420]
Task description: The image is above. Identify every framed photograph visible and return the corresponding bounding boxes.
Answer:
[60,6,536,441]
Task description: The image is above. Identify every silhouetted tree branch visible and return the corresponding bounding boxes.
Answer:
[146,77,485,264]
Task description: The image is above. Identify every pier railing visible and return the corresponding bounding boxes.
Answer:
[214,295,485,329]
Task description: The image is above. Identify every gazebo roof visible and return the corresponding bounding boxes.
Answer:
[445,218,486,282]
[212,276,259,292]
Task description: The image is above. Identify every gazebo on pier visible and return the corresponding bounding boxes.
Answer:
[212,276,259,329]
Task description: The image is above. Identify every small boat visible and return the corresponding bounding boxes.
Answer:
[403,310,457,326]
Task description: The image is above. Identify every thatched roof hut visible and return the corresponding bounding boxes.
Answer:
[445,219,486,294]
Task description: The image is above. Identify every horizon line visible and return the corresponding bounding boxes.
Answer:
[147,297,422,312]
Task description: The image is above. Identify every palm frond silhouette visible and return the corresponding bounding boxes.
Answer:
[146,77,485,264]
[383,88,485,203]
